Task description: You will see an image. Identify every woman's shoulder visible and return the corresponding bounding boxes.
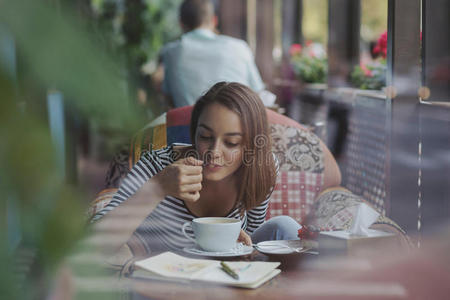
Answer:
[171,143,197,161]
[172,143,194,153]
[142,143,193,158]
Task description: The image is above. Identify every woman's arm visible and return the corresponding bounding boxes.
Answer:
[245,197,270,235]
[90,177,166,255]
[89,147,173,254]
[90,147,203,255]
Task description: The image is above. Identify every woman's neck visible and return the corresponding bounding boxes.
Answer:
[202,174,236,194]
[186,174,239,217]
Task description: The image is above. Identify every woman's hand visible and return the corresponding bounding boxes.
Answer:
[237,229,252,246]
[153,156,203,202]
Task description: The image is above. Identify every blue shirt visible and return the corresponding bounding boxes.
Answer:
[162,29,265,107]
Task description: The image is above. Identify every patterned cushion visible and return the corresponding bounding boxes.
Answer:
[311,188,406,235]
[103,122,168,190]
[266,124,325,223]
[166,105,192,145]
[270,123,324,173]
[267,171,323,224]
[130,123,167,167]
[104,145,131,189]
[87,188,118,220]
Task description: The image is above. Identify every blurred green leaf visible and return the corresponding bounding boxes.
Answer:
[0,0,163,298]
[0,0,185,298]
[1,0,143,133]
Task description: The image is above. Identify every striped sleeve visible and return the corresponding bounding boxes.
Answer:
[245,154,280,234]
[91,145,174,222]
[245,198,270,234]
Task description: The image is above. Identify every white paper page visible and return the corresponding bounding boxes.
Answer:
[192,261,280,285]
[131,268,282,289]
[134,252,217,280]
[134,252,280,286]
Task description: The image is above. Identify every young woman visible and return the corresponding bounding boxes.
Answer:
[92,82,300,256]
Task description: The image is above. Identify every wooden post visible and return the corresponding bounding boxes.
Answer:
[218,0,247,40]
[422,0,450,102]
[387,0,421,236]
[281,0,302,57]
[327,0,360,87]
[255,0,274,86]
[419,0,450,237]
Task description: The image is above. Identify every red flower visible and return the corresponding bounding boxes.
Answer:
[290,43,302,56]
[360,62,373,77]
[372,31,387,59]
[305,40,313,47]
[298,225,319,240]
[373,45,380,55]
[376,31,387,59]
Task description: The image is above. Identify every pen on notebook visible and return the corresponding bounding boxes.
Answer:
[220,261,239,280]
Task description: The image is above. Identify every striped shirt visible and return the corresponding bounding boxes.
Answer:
[92,144,274,253]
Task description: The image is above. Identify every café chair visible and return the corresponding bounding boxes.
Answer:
[89,106,411,248]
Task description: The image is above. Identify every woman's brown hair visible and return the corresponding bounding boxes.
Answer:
[190,82,276,212]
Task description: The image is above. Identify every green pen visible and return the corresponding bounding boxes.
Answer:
[220,261,239,280]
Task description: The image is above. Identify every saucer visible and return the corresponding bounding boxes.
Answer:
[255,240,309,255]
[183,243,254,257]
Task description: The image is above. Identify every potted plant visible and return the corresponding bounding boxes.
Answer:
[288,42,328,139]
[351,31,387,91]
[290,41,328,85]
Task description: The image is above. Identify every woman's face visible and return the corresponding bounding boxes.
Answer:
[195,103,244,181]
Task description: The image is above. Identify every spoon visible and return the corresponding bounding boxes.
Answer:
[253,243,304,253]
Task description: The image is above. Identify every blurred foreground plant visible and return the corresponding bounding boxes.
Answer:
[90,0,182,112]
[91,0,181,70]
[0,0,152,298]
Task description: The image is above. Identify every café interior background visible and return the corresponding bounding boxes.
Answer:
[1,0,449,299]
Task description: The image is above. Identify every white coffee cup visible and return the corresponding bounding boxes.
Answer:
[181,217,241,252]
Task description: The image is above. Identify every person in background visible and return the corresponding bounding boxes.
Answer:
[160,0,266,107]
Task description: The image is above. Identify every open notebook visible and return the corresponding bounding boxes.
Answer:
[132,252,281,289]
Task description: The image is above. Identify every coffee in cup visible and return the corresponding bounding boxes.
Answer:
[181,217,241,252]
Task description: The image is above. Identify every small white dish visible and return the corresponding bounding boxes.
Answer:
[183,243,254,257]
[255,240,307,255]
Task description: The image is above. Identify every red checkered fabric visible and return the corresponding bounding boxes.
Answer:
[266,171,323,224]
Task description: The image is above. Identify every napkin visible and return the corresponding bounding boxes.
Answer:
[348,203,380,236]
